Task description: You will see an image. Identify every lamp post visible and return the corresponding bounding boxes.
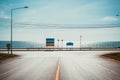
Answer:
[57,39,59,48]
[11,6,28,55]
[80,35,82,49]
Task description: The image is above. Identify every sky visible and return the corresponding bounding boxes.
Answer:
[0,0,120,45]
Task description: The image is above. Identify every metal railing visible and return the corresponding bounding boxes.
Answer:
[0,47,120,51]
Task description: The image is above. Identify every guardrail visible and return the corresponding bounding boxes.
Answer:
[0,48,120,51]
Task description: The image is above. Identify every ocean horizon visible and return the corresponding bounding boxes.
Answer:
[0,41,120,48]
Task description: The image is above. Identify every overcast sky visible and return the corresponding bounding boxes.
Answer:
[0,0,120,44]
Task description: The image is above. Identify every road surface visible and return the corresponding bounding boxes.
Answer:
[0,51,120,80]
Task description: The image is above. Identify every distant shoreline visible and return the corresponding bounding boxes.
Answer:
[0,41,120,48]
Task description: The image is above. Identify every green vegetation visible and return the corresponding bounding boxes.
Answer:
[103,52,120,61]
[0,53,19,60]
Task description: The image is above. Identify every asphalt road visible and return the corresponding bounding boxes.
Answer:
[0,51,120,80]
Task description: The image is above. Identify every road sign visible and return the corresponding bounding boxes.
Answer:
[66,42,74,46]
[46,38,55,47]
[7,43,11,49]
[6,43,10,54]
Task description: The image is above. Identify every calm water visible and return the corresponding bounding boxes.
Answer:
[0,41,44,48]
[0,41,120,48]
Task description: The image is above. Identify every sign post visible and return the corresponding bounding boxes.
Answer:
[46,38,55,47]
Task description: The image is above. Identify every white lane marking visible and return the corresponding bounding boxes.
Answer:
[0,67,18,77]
[55,59,60,80]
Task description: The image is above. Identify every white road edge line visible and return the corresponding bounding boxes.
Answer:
[0,67,18,77]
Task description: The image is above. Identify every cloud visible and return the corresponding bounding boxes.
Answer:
[101,16,118,22]
[0,11,10,19]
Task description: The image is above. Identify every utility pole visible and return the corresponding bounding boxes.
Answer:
[57,39,59,48]
[80,35,82,49]
[61,39,63,48]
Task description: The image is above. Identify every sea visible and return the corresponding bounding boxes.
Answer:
[0,41,120,48]
[0,41,44,48]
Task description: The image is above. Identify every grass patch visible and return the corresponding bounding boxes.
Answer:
[103,52,120,61]
[0,53,19,60]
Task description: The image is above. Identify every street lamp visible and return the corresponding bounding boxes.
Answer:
[11,6,28,55]
[57,39,59,48]
[80,35,82,49]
